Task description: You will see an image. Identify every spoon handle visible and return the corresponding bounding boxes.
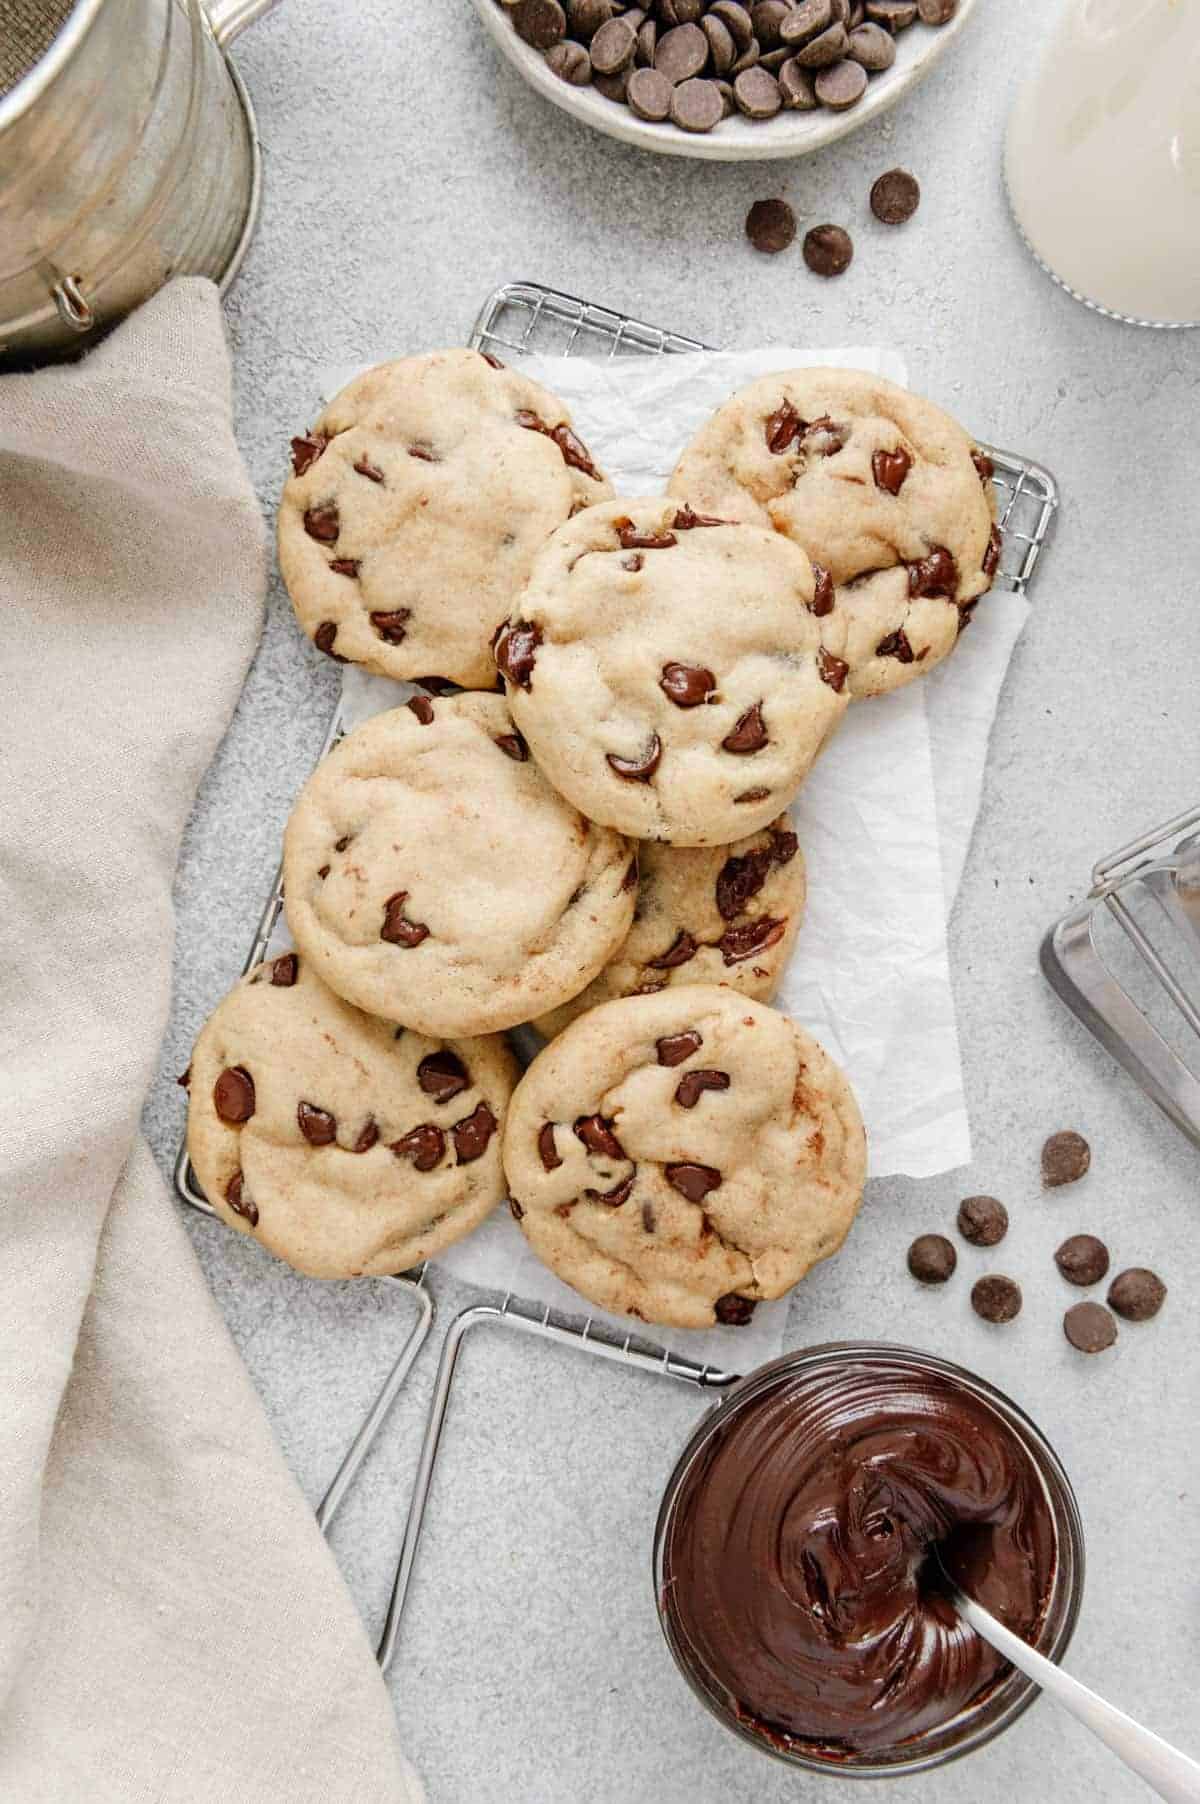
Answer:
[948,1585,1200,1803]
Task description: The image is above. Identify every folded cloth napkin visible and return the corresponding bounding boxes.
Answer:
[0,281,423,1803]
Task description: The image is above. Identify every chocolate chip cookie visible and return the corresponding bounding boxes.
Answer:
[668,368,998,698]
[281,693,636,1037]
[186,952,518,1277]
[494,497,848,846]
[278,349,611,689]
[534,816,805,1038]
[503,985,867,1329]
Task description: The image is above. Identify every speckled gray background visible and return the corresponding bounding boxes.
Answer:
[142,2,1200,1798]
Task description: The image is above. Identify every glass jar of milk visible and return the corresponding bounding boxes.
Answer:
[1006,0,1200,326]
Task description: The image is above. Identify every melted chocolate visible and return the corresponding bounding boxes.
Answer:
[661,1357,1056,1758]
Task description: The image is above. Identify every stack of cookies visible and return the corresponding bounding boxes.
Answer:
[184,347,1000,1330]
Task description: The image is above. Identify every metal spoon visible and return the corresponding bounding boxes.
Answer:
[939,1564,1200,1802]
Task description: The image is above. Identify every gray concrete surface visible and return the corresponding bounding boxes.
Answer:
[142,3,1200,1798]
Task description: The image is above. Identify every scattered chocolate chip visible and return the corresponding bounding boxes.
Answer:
[1055,1233,1110,1287]
[493,619,543,689]
[370,609,410,644]
[588,1173,635,1206]
[494,731,528,762]
[908,1233,957,1283]
[675,1069,731,1108]
[290,433,327,477]
[1042,1130,1090,1189]
[317,864,330,880]
[352,1120,379,1154]
[972,449,995,484]
[303,502,339,543]
[616,519,677,551]
[552,422,604,482]
[297,1101,337,1146]
[627,64,673,119]
[908,546,958,598]
[971,1274,1022,1323]
[538,1123,563,1170]
[810,562,835,617]
[818,647,849,691]
[722,702,768,754]
[648,930,698,969]
[392,1124,446,1171]
[509,1196,526,1220]
[353,454,384,483]
[671,75,724,132]
[872,446,912,494]
[514,0,567,47]
[214,1065,255,1125]
[381,892,430,947]
[876,628,915,663]
[177,1066,191,1089]
[983,523,1003,580]
[666,1162,723,1202]
[225,1169,258,1226]
[418,1049,470,1103]
[1063,1300,1117,1354]
[714,1292,757,1325]
[660,662,717,708]
[718,916,787,964]
[716,848,771,919]
[453,1101,498,1163]
[735,787,772,804]
[575,1114,626,1159]
[957,1194,1008,1247]
[870,166,921,224]
[329,557,359,579]
[407,694,435,724]
[657,1030,703,1066]
[607,736,662,782]
[314,621,345,661]
[672,505,728,529]
[1108,1268,1166,1321]
[802,223,854,277]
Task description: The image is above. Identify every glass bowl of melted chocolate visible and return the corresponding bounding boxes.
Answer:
[655,1343,1084,1775]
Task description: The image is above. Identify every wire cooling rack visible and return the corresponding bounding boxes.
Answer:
[175,277,1061,1667]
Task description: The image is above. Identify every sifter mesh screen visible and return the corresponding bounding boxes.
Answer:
[1,0,79,98]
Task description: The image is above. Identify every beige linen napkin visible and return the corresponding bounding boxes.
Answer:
[0,280,423,1803]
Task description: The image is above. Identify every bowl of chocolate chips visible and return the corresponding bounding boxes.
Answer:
[475,0,977,159]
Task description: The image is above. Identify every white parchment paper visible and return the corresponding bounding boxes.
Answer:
[310,346,1028,1370]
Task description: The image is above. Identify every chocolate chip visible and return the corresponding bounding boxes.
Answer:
[623,857,640,891]
[660,662,717,708]
[714,1292,757,1325]
[648,930,698,969]
[177,1067,191,1089]
[716,847,772,918]
[701,11,736,70]
[666,1162,722,1201]
[779,57,818,106]
[606,736,662,782]
[353,454,384,482]
[616,519,677,550]
[1063,1300,1117,1354]
[712,0,755,46]
[870,167,920,224]
[642,1202,657,1233]
[510,1196,526,1220]
[1054,1234,1110,1287]
[972,449,995,484]
[718,916,787,964]
[1107,1268,1167,1322]
[370,609,410,644]
[781,0,833,41]
[538,1123,563,1170]
[493,619,543,689]
[353,1120,379,1154]
[765,399,805,454]
[957,1194,1008,1246]
[593,66,632,100]
[672,505,728,529]
[971,1274,1022,1323]
[848,20,895,67]
[657,1029,703,1066]
[734,64,782,116]
[627,65,673,118]
[552,422,603,482]
[514,0,566,47]
[480,349,506,370]
[670,76,724,131]
[866,0,917,21]
[795,19,847,64]
[591,14,637,69]
[415,676,457,695]
[407,442,440,464]
[735,787,772,804]
[746,198,796,254]
[675,1069,731,1108]
[303,502,339,543]
[297,1101,337,1146]
[907,1233,956,1283]
[909,546,958,599]
[917,0,956,20]
[810,562,835,617]
[622,552,645,572]
[270,952,299,987]
[407,695,435,724]
[314,622,345,661]
[381,892,430,948]
[753,0,791,45]
[494,731,528,762]
[214,1065,255,1125]
[636,18,658,64]
[983,523,1003,579]
[876,628,914,663]
[872,446,912,494]
[655,19,708,79]
[290,433,327,476]
[1042,1129,1090,1189]
[334,838,351,853]
[575,1114,626,1159]
[418,1050,470,1103]
[317,864,330,880]
[225,1169,257,1226]
[453,1101,498,1163]
[588,1173,635,1206]
[818,647,849,691]
[328,557,359,579]
[546,37,591,80]
[722,702,768,754]
[803,223,854,276]
[392,1124,445,1171]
